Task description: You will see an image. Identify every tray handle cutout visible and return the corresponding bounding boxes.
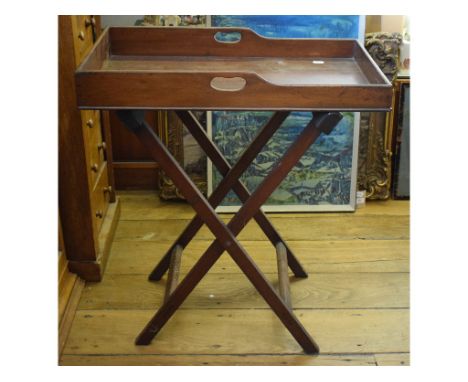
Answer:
[214,31,242,43]
[210,77,247,92]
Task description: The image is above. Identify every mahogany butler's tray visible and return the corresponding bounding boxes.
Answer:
[74,27,394,354]
[75,27,392,111]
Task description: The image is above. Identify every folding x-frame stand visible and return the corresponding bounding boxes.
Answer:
[117,109,342,354]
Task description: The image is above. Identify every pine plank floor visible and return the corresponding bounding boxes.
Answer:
[60,191,410,366]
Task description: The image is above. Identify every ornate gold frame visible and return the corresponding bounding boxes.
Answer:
[157,111,184,199]
[357,32,402,200]
[157,111,208,200]
[358,111,394,199]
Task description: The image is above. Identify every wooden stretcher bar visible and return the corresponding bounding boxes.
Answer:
[275,242,292,310]
[163,245,182,303]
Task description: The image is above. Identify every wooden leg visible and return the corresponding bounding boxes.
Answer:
[116,110,342,354]
[149,111,307,281]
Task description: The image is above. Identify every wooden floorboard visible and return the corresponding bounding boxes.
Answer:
[117,190,410,220]
[374,353,410,366]
[60,354,378,366]
[63,309,408,355]
[60,193,410,366]
[114,215,409,242]
[107,240,409,274]
[78,272,409,310]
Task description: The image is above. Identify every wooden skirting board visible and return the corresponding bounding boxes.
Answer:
[59,260,85,358]
[59,278,85,358]
[113,161,160,190]
[58,253,77,324]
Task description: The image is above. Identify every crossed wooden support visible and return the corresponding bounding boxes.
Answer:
[117,109,342,354]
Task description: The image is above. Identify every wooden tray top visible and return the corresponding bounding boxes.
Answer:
[75,27,392,111]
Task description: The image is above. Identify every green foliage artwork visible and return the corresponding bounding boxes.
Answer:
[211,112,355,208]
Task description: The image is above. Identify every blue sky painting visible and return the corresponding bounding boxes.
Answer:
[211,15,361,39]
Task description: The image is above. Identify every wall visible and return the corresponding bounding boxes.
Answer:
[366,15,406,34]
[101,15,143,27]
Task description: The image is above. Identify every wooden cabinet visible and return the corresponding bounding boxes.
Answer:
[59,16,120,281]
[70,15,96,64]
[109,110,162,189]
[83,109,106,187]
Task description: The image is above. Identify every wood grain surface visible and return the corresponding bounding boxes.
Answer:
[63,308,408,355]
[78,273,409,310]
[75,27,392,111]
[60,193,410,366]
[106,240,409,275]
[114,215,409,242]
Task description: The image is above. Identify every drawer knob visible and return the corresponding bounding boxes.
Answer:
[91,163,99,172]
[85,17,96,28]
[86,119,94,128]
[98,142,107,151]
[103,186,113,194]
[95,210,103,219]
[78,31,85,40]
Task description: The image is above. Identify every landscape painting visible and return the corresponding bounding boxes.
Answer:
[210,15,361,39]
[208,15,363,212]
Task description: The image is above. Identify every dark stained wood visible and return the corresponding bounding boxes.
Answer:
[116,111,342,353]
[115,110,341,353]
[104,57,371,86]
[77,71,392,111]
[92,15,101,42]
[178,111,307,278]
[77,24,109,70]
[114,166,160,190]
[390,78,411,177]
[108,110,160,189]
[75,27,392,111]
[148,111,308,281]
[59,15,96,261]
[109,111,160,161]
[353,41,389,84]
[108,27,357,58]
[59,16,119,279]
[113,161,159,169]
[67,261,102,282]
[74,24,394,354]
[82,17,155,191]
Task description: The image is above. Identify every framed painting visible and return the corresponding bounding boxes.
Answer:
[357,32,402,200]
[207,15,365,212]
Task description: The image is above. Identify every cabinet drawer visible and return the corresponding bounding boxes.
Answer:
[71,15,95,65]
[81,110,105,187]
[90,163,111,234]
